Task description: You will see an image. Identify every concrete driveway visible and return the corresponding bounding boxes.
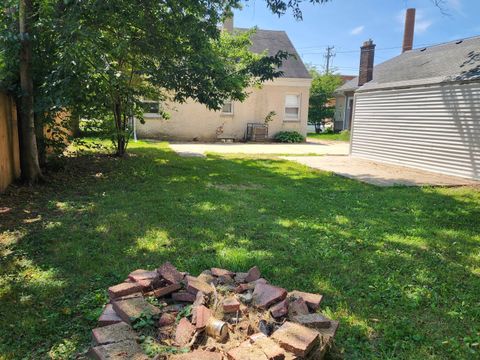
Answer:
[282,155,479,187]
[169,141,349,157]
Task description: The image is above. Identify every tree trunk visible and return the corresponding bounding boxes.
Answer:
[113,100,126,156]
[18,0,42,183]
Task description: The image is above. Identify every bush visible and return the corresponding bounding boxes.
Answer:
[274,131,305,143]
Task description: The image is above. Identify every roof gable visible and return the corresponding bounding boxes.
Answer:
[338,35,480,92]
[236,28,311,79]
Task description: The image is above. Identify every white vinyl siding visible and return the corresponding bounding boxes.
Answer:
[351,82,480,180]
[284,94,300,121]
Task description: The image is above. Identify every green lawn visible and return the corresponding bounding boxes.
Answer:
[308,131,350,142]
[1,141,479,359]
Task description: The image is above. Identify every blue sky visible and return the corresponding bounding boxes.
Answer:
[234,0,480,75]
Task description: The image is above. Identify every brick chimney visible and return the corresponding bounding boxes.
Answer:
[358,39,375,87]
[402,8,416,53]
[223,15,233,33]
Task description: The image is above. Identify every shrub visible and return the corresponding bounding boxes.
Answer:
[274,131,305,143]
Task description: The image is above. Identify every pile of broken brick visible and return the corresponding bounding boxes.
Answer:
[89,262,338,359]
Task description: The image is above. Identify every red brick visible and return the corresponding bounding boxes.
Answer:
[92,322,136,345]
[158,261,184,284]
[252,283,287,309]
[170,349,223,360]
[194,305,212,329]
[223,297,241,313]
[112,297,161,325]
[98,304,122,327]
[271,322,319,357]
[108,282,142,300]
[90,340,148,360]
[153,283,182,298]
[287,298,309,318]
[193,291,207,306]
[244,266,261,282]
[186,276,214,296]
[250,333,286,360]
[235,283,251,293]
[292,313,331,329]
[211,267,235,277]
[289,291,323,311]
[172,291,197,303]
[158,312,176,327]
[234,272,249,283]
[227,343,268,360]
[317,320,339,341]
[175,317,196,347]
[270,300,288,318]
[128,269,158,282]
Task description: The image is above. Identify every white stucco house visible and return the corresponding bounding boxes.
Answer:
[334,9,480,180]
[135,23,312,142]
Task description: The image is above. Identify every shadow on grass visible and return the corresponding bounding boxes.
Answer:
[0,142,479,359]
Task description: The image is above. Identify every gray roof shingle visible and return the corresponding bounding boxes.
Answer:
[237,28,311,79]
[337,35,480,92]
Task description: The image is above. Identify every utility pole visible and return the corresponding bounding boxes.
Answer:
[324,46,335,73]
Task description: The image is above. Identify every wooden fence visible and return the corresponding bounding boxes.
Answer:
[0,92,20,192]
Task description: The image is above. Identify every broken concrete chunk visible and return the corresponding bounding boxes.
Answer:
[98,304,122,327]
[112,297,161,325]
[186,276,214,296]
[108,282,142,300]
[157,261,184,284]
[92,322,136,346]
[153,283,182,298]
[175,317,196,347]
[89,340,148,360]
[292,313,331,329]
[271,321,319,357]
[270,299,288,319]
[244,266,261,283]
[289,291,323,311]
[252,283,287,309]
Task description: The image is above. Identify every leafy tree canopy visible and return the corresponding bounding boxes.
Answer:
[307,66,342,132]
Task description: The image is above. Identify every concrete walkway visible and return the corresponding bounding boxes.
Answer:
[282,156,479,187]
[170,141,349,156]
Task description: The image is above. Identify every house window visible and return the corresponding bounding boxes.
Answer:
[221,100,234,115]
[284,94,300,121]
[141,101,161,116]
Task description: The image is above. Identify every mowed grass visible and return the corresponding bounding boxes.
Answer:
[308,132,350,142]
[1,141,479,359]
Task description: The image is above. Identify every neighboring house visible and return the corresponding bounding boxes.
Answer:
[334,8,480,180]
[136,20,312,141]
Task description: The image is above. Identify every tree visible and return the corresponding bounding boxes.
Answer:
[55,1,288,156]
[308,67,342,133]
[18,0,42,182]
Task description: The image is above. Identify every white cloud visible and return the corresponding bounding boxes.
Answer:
[396,9,432,34]
[350,26,365,35]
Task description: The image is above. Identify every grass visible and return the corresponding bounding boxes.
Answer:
[308,131,350,142]
[1,140,479,359]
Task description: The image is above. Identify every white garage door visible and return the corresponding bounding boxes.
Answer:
[351,82,480,180]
